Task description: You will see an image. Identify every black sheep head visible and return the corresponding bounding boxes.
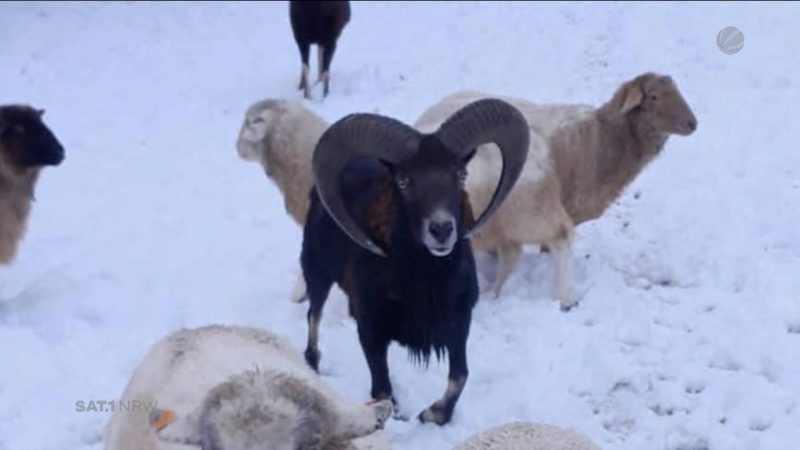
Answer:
[313,98,530,257]
[0,105,65,171]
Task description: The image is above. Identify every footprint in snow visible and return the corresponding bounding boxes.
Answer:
[708,351,742,372]
[684,380,706,394]
[748,417,772,432]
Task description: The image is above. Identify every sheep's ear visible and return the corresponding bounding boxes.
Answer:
[152,408,203,447]
[36,108,45,118]
[620,82,644,113]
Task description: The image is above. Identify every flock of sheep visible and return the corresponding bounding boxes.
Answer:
[0,2,700,449]
[220,70,698,449]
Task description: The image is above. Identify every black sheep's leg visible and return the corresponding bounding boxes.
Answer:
[419,312,471,425]
[320,41,337,97]
[297,41,311,98]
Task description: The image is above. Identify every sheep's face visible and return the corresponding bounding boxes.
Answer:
[636,75,697,136]
[391,136,473,257]
[0,106,65,171]
[236,101,283,164]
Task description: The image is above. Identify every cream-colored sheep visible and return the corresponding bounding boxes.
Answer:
[103,325,392,450]
[0,105,64,264]
[236,99,329,302]
[453,422,600,450]
[414,73,697,309]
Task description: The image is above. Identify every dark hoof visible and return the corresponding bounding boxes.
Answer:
[418,402,451,425]
[560,302,578,312]
[304,347,320,372]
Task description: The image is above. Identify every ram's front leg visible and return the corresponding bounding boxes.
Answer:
[419,314,470,425]
[357,323,393,402]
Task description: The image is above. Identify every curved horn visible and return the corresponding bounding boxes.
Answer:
[435,98,530,237]
[313,113,422,256]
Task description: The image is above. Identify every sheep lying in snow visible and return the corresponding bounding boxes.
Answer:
[0,105,65,264]
[453,422,600,450]
[103,325,392,450]
[237,99,329,302]
[414,73,697,309]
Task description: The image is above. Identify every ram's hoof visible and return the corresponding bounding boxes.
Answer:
[304,348,320,372]
[418,402,450,425]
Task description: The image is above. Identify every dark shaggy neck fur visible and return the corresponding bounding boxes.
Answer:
[358,177,477,364]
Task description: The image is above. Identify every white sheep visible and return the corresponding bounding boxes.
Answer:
[103,325,392,450]
[414,73,697,309]
[453,422,600,450]
[236,99,329,302]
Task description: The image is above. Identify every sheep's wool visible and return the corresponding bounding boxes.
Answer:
[454,422,600,450]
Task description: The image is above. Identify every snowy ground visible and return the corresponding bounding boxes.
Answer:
[1,2,799,449]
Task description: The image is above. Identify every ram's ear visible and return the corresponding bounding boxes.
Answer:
[36,108,45,118]
[152,408,203,447]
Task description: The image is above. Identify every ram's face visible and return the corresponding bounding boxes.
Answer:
[0,107,65,170]
[392,136,472,257]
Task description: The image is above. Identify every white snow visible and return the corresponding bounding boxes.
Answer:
[1,2,799,449]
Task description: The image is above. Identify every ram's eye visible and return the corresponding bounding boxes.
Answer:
[650,95,658,101]
[396,176,409,190]
[12,125,25,134]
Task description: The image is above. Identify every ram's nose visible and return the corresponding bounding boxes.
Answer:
[428,220,454,244]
